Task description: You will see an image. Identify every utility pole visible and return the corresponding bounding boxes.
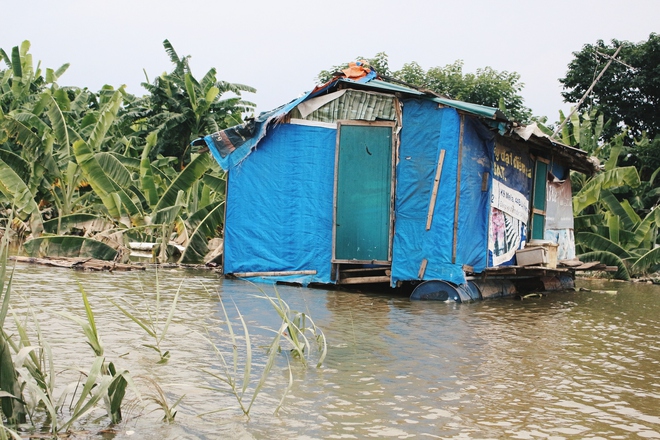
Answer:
[552,45,623,139]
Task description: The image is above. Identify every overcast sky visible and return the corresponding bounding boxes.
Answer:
[1,1,658,124]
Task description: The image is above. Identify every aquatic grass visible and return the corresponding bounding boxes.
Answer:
[197,284,326,418]
[107,268,181,363]
[0,216,27,426]
[196,296,275,417]
[138,376,182,423]
[254,287,327,368]
[59,283,136,426]
[0,418,21,440]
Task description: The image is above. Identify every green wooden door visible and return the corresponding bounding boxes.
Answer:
[531,160,548,240]
[334,123,394,262]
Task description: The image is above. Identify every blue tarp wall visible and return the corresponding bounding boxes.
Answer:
[391,100,493,286]
[223,123,336,285]
[221,97,494,287]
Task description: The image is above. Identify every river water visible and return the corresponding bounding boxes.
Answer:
[5,263,660,439]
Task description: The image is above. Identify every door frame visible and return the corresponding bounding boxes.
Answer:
[530,156,550,240]
[332,120,396,264]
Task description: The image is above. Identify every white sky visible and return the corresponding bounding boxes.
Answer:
[1,0,658,124]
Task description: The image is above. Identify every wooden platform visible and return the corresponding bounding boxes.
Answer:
[470,260,617,280]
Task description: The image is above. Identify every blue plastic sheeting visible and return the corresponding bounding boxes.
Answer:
[203,93,311,170]
[224,123,336,285]
[392,100,493,286]
[458,117,494,272]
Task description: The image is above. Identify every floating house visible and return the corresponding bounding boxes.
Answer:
[195,64,597,301]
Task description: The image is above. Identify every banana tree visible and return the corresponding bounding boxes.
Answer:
[571,113,660,278]
[130,39,255,164]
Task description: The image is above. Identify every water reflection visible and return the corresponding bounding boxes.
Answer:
[6,264,660,439]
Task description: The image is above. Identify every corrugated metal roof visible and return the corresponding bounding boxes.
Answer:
[334,78,507,121]
[290,89,397,123]
[431,97,508,121]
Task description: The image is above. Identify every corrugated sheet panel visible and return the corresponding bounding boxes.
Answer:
[290,89,396,123]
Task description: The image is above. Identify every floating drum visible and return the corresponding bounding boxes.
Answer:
[470,279,516,299]
[462,281,483,301]
[410,280,470,302]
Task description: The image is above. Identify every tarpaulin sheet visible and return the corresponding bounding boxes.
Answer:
[392,100,490,286]
[457,117,494,272]
[224,123,336,285]
[203,93,311,170]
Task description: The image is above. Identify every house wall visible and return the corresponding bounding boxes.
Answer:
[488,140,533,266]
[544,162,576,260]
[224,123,336,285]
[391,100,493,286]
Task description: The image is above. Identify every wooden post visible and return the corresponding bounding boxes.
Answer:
[418,258,428,279]
[426,149,446,230]
[452,115,465,264]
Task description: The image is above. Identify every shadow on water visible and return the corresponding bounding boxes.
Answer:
[5,264,660,439]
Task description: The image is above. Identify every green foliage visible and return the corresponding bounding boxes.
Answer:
[1,40,243,264]
[23,235,119,260]
[317,54,532,122]
[573,167,640,214]
[565,105,660,279]
[126,39,255,163]
[560,33,660,142]
[257,288,327,369]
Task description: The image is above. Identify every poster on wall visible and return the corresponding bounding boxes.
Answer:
[488,143,532,266]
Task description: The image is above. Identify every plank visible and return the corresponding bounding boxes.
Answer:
[337,276,391,285]
[418,258,428,279]
[425,150,446,230]
[231,270,317,278]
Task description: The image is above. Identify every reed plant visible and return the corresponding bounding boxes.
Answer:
[198,285,326,417]
[138,376,182,423]
[0,218,27,433]
[1,218,329,432]
[257,287,327,368]
[0,219,138,436]
[107,268,181,364]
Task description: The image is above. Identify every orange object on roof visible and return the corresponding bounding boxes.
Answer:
[342,60,371,79]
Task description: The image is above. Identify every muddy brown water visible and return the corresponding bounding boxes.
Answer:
[5,263,660,439]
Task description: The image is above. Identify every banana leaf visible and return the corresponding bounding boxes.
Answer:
[607,214,620,244]
[573,166,641,214]
[0,149,30,184]
[87,90,122,151]
[96,153,133,188]
[2,118,42,152]
[43,214,113,235]
[0,158,43,235]
[574,213,604,231]
[576,232,632,259]
[152,204,184,226]
[73,140,143,224]
[630,247,660,275]
[578,251,630,281]
[140,133,159,207]
[201,173,226,195]
[179,201,224,264]
[630,208,660,249]
[24,236,118,260]
[153,153,212,212]
[600,190,636,229]
[46,95,70,156]
[108,153,140,171]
